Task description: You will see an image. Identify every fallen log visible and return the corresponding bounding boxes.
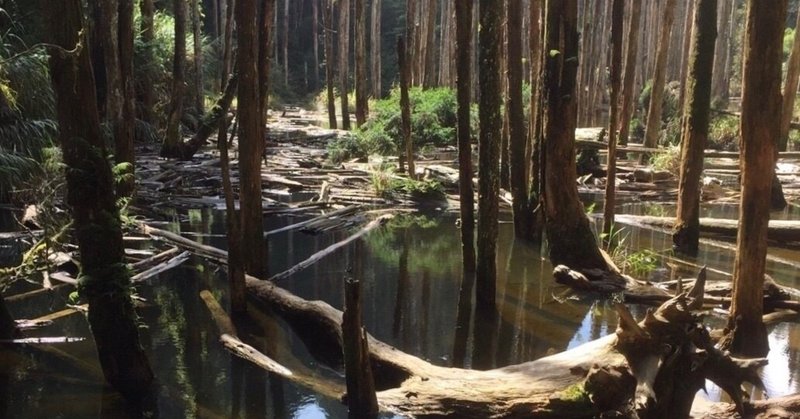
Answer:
[615,214,800,243]
[264,205,361,237]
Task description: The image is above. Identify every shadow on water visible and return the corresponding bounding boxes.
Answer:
[4,199,800,416]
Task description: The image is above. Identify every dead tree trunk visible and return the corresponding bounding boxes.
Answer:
[398,36,414,178]
[674,0,718,257]
[642,0,676,153]
[46,0,154,400]
[339,0,351,130]
[542,0,609,272]
[719,0,786,358]
[370,0,381,98]
[163,0,187,157]
[324,0,337,129]
[456,0,476,275]
[603,0,624,245]
[476,0,504,311]
[618,0,642,146]
[237,0,267,279]
[354,0,368,126]
[342,278,379,418]
[780,7,800,151]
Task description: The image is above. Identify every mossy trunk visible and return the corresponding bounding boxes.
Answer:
[780,9,800,151]
[162,0,187,157]
[455,0,476,274]
[140,0,156,125]
[642,0,677,153]
[46,0,153,400]
[324,0,337,129]
[117,0,136,197]
[674,0,717,256]
[602,0,624,245]
[542,0,608,272]
[339,0,351,130]
[476,0,504,311]
[720,0,786,358]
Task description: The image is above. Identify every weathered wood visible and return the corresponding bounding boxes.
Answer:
[342,278,378,418]
[264,205,361,237]
[616,214,800,243]
[199,290,238,336]
[130,251,190,282]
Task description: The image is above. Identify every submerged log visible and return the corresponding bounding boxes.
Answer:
[615,214,800,243]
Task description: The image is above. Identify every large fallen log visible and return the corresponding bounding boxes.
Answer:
[615,214,800,243]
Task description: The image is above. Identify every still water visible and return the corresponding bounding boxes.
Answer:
[1,200,800,417]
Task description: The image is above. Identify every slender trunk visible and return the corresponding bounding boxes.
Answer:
[618,0,642,146]
[354,0,368,126]
[192,0,205,115]
[342,278,379,418]
[259,0,276,125]
[720,0,786,358]
[527,0,543,243]
[339,0,351,130]
[674,0,718,256]
[507,0,532,239]
[237,0,267,279]
[46,0,154,399]
[642,0,677,152]
[164,0,187,155]
[398,36,414,178]
[117,0,136,197]
[324,0,337,128]
[542,0,608,271]
[423,0,437,88]
[370,0,382,98]
[140,0,156,125]
[222,0,236,85]
[405,0,417,86]
[313,0,320,91]
[712,0,733,105]
[602,0,624,245]
[476,0,504,311]
[678,1,695,111]
[283,0,289,87]
[438,0,451,87]
[780,7,800,151]
[455,0,475,275]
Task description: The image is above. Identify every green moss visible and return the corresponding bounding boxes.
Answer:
[560,383,591,403]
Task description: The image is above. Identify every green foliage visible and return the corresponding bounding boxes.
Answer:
[649,144,680,176]
[368,165,445,201]
[559,383,590,403]
[623,249,659,277]
[328,87,475,163]
[638,80,680,126]
[707,115,739,151]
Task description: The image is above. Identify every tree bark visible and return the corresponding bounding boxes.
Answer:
[259,0,276,126]
[398,36,414,178]
[237,0,267,279]
[191,0,205,115]
[46,0,154,400]
[674,0,718,256]
[139,0,156,125]
[342,278,379,418]
[283,0,289,87]
[163,0,187,156]
[370,0,381,98]
[339,0,351,130]
[603,0,624,245]
[617,0,642,146]
[711,0,733,105]
[780,7,800,151]
[312,0,321,91]
[117,0,136,197]
[507,0,532,239]
[542,0,609,272]
[677,0,695,111]
[456,0,475,275]
[354,0,368,126]
[422,0,437,88]
[476,0,504,311]
[719,0,787,358]
[642,0,677,152]
[324,0,337,129]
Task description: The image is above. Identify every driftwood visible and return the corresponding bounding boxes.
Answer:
[264,205,361,237]
[615,214,800,243]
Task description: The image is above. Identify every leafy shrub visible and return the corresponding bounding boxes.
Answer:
[649,144,681,176]
[707,115,739,151]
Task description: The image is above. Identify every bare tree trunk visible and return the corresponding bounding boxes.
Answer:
[324,0,337,128]
[339,0,351,130]
[163,0,187,156]
[603,0,624,245]
[260,0,276,126]
[342,278,379,418]
[543,0,608,272]
[438,0,452,87]
[398,36,414,178]
[117,0,136,197]
[370,0,381,98]
[46,0,154,399]
[618,0,642,146]
[455,0,475,277]
[674,0,718,256]
[527,0,543,245]
[476,0,504,311]
[678,0,695,111]
[313,0,321,91]
[237,0,267,279]
[222,0,236,85]
[191,0,205,115]
[471,3,479,98]
[507,0,533,239]
[405,0,417,86]
[712,0,733,105]
[354,0,368,126]
[642,0,677,152]
[719,0,786,358]
[780,7,800,151]
[423,0,437,88]
[140,0,156,125]
[283,0,289,87]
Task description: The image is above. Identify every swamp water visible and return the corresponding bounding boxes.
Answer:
[1,200,800,418]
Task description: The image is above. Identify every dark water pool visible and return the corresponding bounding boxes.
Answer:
[2,201,800,417]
